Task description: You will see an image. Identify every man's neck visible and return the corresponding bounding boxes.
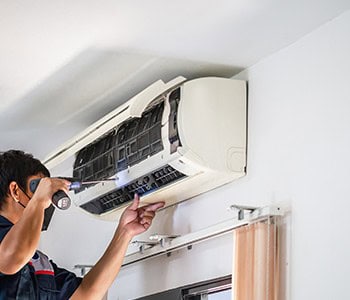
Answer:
[0,199,23,224]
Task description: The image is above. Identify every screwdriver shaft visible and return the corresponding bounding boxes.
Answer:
[80,179,117,185]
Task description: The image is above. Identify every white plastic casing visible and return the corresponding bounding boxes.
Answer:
[44,77,247,221]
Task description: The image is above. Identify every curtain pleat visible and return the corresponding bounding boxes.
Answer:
[233,218,279,300]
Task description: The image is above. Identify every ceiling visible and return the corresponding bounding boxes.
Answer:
[1,0,349,159]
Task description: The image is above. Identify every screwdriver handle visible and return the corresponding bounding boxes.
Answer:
[29,178,71,210]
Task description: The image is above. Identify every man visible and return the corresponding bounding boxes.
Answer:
[0,150,165,299]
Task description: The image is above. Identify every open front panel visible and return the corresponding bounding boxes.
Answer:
[116,101,165,172]
[73,100,165,186]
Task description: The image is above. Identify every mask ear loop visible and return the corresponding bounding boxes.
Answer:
[14,186,32,209]
[14,197,26,208]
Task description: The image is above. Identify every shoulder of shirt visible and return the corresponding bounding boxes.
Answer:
[0,215,13,226]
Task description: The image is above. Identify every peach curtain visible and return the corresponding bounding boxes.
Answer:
[233,219,279,300]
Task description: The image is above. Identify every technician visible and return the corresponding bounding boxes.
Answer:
[0,150,165,299]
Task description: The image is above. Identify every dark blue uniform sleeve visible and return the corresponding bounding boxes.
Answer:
[0,215,13,243]
[1,216,81,300]
[51,261,82,300]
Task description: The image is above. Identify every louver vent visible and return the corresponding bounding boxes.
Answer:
[80,164,186,215]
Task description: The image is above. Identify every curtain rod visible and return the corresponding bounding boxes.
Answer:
[122,205,283,267]
[74,205,283,273]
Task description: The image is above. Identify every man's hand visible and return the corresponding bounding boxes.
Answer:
[118,194,165,237]
[30,177,70,209]
[71,194,165,300]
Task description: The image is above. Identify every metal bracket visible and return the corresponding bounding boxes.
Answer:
[131,241,159,254]
[229,204,257,220]
[133,234,180,254]
[74,264,93,276]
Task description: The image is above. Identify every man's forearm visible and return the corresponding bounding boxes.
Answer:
[71,227,132,300]
[0,201,44,274]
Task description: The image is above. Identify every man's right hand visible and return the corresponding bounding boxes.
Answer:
[0,176,70,275]
[30,177,70,209]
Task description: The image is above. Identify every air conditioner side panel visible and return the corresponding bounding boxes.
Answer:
[178,77,246,173]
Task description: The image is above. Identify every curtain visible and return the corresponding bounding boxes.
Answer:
[233,218,279,300]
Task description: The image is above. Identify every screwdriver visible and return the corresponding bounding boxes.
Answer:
[68,178,117,190]
[29,178,118,210]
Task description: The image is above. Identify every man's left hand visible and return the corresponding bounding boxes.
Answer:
[118,194,165,237]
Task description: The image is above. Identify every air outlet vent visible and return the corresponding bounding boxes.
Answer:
[80,165,187,215]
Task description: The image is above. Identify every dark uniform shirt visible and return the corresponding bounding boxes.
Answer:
[0,215,82,299]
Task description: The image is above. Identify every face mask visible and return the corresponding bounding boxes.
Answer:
[42,204,55,231]
[16,187,55,231]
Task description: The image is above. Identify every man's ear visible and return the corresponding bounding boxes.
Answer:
[8,181,20,202]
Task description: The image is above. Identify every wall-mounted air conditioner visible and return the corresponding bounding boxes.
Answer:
[44,76,247,221]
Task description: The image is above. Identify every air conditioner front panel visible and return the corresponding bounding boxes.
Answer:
[44,76,187,169]
[72,99,166,185]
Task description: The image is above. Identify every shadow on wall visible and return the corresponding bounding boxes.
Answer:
[0,47,242,158]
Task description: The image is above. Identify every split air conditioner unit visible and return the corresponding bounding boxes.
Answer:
[44,76,247,221]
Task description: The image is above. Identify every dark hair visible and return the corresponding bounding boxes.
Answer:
[0,150,50,208]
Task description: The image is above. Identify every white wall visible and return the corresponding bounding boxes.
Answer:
[40,10,350,300]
